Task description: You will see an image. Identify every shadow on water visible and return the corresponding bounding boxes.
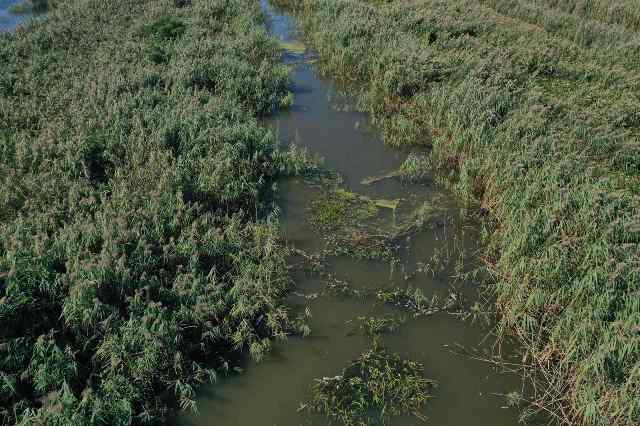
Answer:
[176,1,537,425]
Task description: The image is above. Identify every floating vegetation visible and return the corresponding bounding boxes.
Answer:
[387,200,454,250]
[310,188,378,231]
[324,276,368,298]
[301,342,434,425]
[306,185,451,262]
[278,40,307,54]
[376,287,439,317]
[289,247,326,275]
[307,188,404,261]
[372,197,400,210]
[376,287,465,317]
[348,315,406,337]
[325,230,398,261]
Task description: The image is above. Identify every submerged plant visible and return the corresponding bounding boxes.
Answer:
[302,342,435,425]
[376,286,439,316]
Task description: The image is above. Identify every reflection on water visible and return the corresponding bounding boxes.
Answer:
[0,0,31,32]
[175,1,531,425]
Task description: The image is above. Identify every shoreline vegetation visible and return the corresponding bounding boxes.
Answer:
[271,0,640,424]
[0,0,312,424]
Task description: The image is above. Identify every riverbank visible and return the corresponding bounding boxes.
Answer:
[272,0,640,424]
[0,0,305,424]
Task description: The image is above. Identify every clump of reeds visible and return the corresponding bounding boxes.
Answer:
[349,315,405,337]
[302,341,435,425]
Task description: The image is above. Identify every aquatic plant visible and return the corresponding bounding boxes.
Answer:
[307,187,400,261]
[398,152,431,183]
[324,276,368,298]
[325,230,397,261]
[349,315,405,337]
[376,287,439,317]
[302,342,434,425]
[310,188,378,231]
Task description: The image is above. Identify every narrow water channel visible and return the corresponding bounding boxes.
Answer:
[176,1,526,425]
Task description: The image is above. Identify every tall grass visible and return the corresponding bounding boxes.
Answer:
[534,0,640,32]
[272,0,640,424]
[0,0,305,424]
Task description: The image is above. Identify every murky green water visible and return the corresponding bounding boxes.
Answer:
[175,2,528,425]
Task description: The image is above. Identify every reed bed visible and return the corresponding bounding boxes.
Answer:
[0,0,306,424]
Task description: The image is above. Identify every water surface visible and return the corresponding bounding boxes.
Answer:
[0,0,31,32]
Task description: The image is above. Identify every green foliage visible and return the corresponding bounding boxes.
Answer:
[0,0,305,424]
[398,152,431,183]
[351,315,405,337]
[310,188,377,231]
[303,342,434,425]
[271,0,640,424]
[142,16,186,40]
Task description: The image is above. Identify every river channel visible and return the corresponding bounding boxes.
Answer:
[180,1,528,424]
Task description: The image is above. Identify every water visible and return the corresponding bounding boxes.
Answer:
[175,1,528,425]
[0,0,31,32]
